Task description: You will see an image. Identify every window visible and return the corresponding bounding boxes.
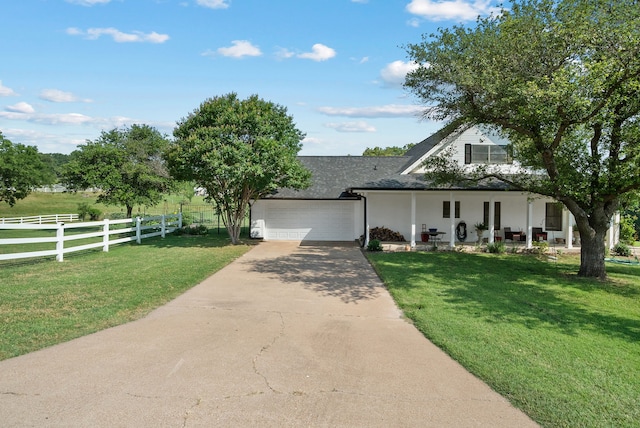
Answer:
[545,203,563,231]
[443,201,460,219]
[465,144,512,164]
[483,201,501,230]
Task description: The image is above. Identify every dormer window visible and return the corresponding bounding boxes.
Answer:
[464,144,512,164]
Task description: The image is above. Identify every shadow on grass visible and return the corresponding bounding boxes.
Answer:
[247,244,382,304]
[371,252,640,344]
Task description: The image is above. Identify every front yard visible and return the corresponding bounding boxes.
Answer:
[367,251,640,428]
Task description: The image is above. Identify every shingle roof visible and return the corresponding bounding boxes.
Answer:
[265,122,509,200]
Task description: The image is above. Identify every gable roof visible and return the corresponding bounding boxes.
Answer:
[264,122,511,200]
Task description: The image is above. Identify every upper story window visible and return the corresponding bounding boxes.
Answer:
[464,144,512,165]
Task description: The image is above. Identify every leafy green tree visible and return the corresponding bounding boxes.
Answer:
[405,0,640,278]
[0,132,51,206]
[63,124,173,217]
[39,153,70,182]
[362,143,415,156]
[166,93,311,244]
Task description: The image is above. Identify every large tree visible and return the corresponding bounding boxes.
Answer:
[0,132,51,206]
[405,0,640,278]
[63,124,173,217]
[165,93,311,244]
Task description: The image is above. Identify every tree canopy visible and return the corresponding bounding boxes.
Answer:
[362,143,415,157]
[404,0,640,278]
[0,132,51,206]
[165,93,311,244]
[62,124,173,217]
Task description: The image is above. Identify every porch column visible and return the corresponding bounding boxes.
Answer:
[526,199,533,249]
[488,194,495,244]
[449,192,456,249]
[410,192,416,248]
[565,209,573,249]
[364,192,370,247]
[608,211,620,250]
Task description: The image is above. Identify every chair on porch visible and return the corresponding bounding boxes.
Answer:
[532,227,548,241]
[504,227,525,242]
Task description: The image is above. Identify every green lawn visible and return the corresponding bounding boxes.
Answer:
[0,231,251,360]
[367,251,640,428]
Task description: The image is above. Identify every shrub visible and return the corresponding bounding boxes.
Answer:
[612,243,631,257]
[175,224,209,236]
[619,215,637,244]
[77,202,102,221]
[367,239,383,252]
[531,241,549,255]
[486,241,506,254]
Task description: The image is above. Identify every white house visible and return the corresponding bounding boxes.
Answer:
[250,124,620,249]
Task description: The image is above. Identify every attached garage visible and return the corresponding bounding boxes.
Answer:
[252,199,359,242]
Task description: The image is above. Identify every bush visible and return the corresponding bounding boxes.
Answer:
[619,214,638,244]
[175,224,209,236]
[486,241,506,254]
[77,202,102,221]
[612,243,631,257]
[531,241,549,255]
[367,239,383,252]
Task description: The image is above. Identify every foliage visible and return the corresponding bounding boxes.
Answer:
[39,152,70,182]
[473,222,487,231]
[619,214,638,244]
[531,240,549,255]
[368,251,640,427]
[404,0,640,279]
[62,124,174,218]
[77,202,102,221]
[362,143,416,156]
[486,241,506,254]
[367,239,383,252]
[174,224,209,236]
[612,243,632,257]
[0,132,52,206]
[166,93,311,244]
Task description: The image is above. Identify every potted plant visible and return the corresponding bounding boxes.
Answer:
[474,222,488,244]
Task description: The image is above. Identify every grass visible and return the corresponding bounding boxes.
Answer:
[0,230,251,361]
[0,191,206,219]
[367,251,640,428]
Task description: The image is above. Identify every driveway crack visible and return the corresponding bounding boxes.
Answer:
[253,311,285,394]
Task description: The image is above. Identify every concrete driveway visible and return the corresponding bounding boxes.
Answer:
[0,242,538,427]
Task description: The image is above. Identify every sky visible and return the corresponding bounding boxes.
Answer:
[0,0,502,156]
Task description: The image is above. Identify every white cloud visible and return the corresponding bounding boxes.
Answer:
[66,27,170,43]
[210,40,262,58]
[196,0,230,9]
[380,60,419,87]
[298,44,336,61]
[275,47,295,60]
[317,104,424,118]
[325,121,376,133]
[66,0,111,5]
[0,81,18,96]
[406,0,500,22]
[6,102,35,114]
[40,89,91,103]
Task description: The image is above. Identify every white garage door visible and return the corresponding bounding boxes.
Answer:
[264,200,355,241]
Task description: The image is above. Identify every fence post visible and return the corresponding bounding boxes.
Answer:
[136,217,142,244]
[103,218,110,252]
[161,215,166,238]
[56,222,65,262]
[178,212,182,228]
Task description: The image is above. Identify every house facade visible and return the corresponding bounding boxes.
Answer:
[250,124,620,249]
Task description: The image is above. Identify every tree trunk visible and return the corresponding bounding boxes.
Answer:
[577,228,607,279]
[126,205,133,218]
[227,223,241,245]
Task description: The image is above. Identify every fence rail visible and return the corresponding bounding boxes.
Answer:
[0,214,182,262]
[0,214,79,224]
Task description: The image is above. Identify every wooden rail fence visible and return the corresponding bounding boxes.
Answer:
[0,214,182,262]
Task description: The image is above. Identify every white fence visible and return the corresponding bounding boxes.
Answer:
[0,214,182,262]
[0,214,79,224]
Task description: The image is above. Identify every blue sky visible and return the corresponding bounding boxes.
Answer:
[0,0,501,155]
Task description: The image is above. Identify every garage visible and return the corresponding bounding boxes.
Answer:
[254,200,358,241]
